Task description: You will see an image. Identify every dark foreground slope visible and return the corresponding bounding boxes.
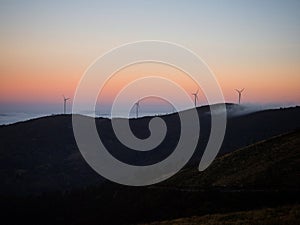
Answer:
[142,204,300,225]
[143,130,300,225]
[1,130,300,225]
[163,130,300,189]
[0,105,300,195]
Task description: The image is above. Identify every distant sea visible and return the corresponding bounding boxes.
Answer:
[0,112,54,125]
[1,103,296,125]
[0,110,173,125]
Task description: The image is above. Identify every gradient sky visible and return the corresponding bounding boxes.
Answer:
[1,0,300,113]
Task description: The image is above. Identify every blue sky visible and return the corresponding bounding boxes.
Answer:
[0,0,299,114]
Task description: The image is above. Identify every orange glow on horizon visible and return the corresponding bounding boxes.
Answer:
[1,52,299,106]
[1,1,300,109]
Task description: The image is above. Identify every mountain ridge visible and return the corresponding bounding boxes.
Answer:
[0,105,300,195]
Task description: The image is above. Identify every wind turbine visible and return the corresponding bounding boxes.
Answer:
[63,95,70,114]
[192,89,199,107]
[134,101,140,118]
[235,88,244,104]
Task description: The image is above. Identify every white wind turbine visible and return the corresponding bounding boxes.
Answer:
[63,95,70,114]
[235,88,244,104]
[192,89,199,107]
[134,101,140,118]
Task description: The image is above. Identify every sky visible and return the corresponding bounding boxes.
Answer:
[0,0,300,114]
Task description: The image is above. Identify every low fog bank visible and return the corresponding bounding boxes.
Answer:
[209,103,299,118]
[229,103,300,117]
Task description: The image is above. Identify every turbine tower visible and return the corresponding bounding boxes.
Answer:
[192,89,199,107]
[134,101,140,118]
[63,95,70,114]
[235,88,244,104]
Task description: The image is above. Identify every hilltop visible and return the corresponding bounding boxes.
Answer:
[0,104,300,195]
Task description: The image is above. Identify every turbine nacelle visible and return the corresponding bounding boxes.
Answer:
[63,95,70,101]
[235,88,244,94]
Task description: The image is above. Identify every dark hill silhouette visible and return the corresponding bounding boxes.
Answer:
[1,127,300,225]
[142,204,300,225]
[162,130,300,189]
[0,104,300,195]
